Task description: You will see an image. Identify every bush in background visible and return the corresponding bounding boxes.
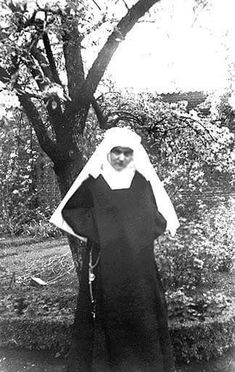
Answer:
[156,197,235,290]
[155,197,235,322]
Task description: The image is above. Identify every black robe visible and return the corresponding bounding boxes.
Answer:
[62,171,175,372]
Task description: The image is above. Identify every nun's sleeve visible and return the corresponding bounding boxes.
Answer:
[154,209,167,238]
[148,182,167,238]
[62,179,99,243]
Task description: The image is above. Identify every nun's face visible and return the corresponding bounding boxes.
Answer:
[109,146,133,171]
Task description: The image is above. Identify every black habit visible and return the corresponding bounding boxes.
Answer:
[62,171,175,372]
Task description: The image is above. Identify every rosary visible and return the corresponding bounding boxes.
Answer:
[89,250,100,318]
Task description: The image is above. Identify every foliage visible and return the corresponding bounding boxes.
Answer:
[171,315,235,363]
[20,219,63,238]
[0,112,37,233]
[207,89,235,133]
[0,316,73,354]
[0,292,76,318]
[94,88,234,206]
[0,309,234,363]
[166,289,233,323]
[0,111,60,236]
[154,197,235,323]
[156,197,235,290]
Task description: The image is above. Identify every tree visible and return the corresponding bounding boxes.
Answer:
[0,0,161,274]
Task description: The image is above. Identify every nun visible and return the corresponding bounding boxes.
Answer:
[50,127,179,372]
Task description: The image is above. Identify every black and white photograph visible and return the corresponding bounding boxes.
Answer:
[0,1,234,371]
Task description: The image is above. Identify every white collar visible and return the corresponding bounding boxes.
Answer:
[101,159,136,190]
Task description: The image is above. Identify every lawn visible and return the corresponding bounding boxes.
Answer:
[0,237,78,319]
[1,347,235,372]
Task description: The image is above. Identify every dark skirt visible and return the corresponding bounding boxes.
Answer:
[63,173,175,372]
[67,242,175,372]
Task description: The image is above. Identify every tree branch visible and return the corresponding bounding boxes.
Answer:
[23,49,49,91]
[17,92,58,162]
[0,66,10,84]
[173,112,215,141]
[84,0,160,97]
[121,0,130,10]
[25,46,65,136]
[46,95,66,141]
[62,17,85,101]
[91,97,107,129]
[42,32,62,85]
[91,0,102,11]
[107,110,143,124]
[30,45,54,84]
[92,99,145,129]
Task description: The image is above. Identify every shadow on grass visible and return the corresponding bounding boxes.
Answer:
[0,347,234,372]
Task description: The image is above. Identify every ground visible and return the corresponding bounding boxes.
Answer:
[0,236,234,372]
[0,237,78,319]
[0,347,234,372]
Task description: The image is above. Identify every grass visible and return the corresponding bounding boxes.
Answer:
[0,235,234,321]
[1,347,234,372]
[0,237,78,318]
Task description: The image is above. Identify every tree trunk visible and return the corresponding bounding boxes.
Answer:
[56,163,85,279]
[54,108,89,279]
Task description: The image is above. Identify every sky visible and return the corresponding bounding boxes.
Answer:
[107,0,235,93]
[1,0,234,99]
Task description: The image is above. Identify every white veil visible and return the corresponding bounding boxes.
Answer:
[50,127,180,239]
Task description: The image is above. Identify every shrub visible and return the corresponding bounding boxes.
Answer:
[166,289,233,323]
[170,314,235,362]
[0,313,234,362]
[154,197,234,322]
[2,205,63,238]
[21,220,63,239]
[155,197,235,291]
